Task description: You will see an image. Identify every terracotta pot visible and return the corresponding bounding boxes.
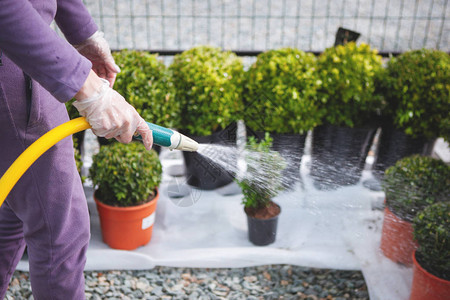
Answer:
[380,206,417,265]
[410,251,450,300]
[94,190,159,250]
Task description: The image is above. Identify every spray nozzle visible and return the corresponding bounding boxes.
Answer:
[134,122,199,152]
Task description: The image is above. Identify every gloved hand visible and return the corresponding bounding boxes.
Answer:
[73,74,153,150]
[74,31,120,87]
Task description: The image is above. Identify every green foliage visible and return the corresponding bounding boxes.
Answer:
[72,137,85,183]
[316,42,383,127]
[413,202,450,280]
[380,49,450,141]
[236,133,286,209]
[244,48,322,134]
[113,50,177,127]
[89,142,162,207]
[65,98,81,120]
[65,99,85,182]
[170,46,244,136]
[384,155,450,222]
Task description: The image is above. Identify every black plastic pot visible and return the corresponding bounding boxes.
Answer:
[245,204,280,246]
[247,129,306,190]
[310,125,376,190]
[372,125,436,181]
[182,123,237,190]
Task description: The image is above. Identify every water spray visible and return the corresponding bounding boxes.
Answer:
[0,117,198,207]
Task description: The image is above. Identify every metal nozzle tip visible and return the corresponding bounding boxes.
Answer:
[176,134,199,152]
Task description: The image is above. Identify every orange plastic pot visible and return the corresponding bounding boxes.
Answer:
[410,251,450,300]
[94,190,159,250]
[380,206,417,265]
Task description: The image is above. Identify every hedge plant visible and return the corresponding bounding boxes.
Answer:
[65,99,84,181]
[244,48,321,134]
[316,42,383,128]
[170,46,244,136]
[383,155,450,222]
[236,133,286,209]
[113,50,177,128]
[380,49,450,141]
[89,142,162,207]
[413,202,450,280]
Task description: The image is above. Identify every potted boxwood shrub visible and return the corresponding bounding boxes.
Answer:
[311,42,383,190]
[410,202,450,300]
[97,50,177,150]
[244,48,322,189]
[380,155,450,265]
[89,142,162,250]
[170,46,244,189]
[372,49,450,180]
[236,133,286,246]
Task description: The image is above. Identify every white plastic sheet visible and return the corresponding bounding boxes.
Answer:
[17,151,414,300]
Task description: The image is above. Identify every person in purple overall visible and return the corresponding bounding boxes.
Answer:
[0,0,153,298]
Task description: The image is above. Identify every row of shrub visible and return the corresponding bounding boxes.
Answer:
[107,44,448,142]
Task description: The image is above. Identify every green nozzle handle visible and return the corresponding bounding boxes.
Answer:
[134,122,174,148]
[135,122,199,151]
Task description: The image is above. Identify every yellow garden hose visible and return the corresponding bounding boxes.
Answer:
[0,117,91,207]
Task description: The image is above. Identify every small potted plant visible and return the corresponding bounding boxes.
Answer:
[236,133,286,246]
[410,202,450,300]
[311,42,383,190]
[380,155,450,264]
[170,46,244,189]
[372,49,450,180]
[101,50,177,150]
[244,48,322,189]
[89,142,162,250]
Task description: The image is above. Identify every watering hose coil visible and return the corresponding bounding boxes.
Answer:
[0,117,91,207]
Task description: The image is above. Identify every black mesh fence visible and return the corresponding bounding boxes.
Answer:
[83,0,449,54]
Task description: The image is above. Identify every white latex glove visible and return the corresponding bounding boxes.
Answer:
[74,31,120,87]
[73,77,153,150]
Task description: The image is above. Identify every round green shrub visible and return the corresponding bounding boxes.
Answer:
[244,48,321,134]
[169,46,244,136]
[384,155,450,222]
[316,42,383,128]
[89,142,162,207]
[381,49,450,141]
[113,50,177,128]
[413,202,450,280]
[237,133,286,209]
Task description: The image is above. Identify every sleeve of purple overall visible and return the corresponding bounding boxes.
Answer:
[0,0,98,102]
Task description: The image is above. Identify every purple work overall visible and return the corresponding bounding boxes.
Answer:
[0,0,98,298]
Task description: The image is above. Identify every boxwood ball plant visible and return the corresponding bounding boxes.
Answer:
[381,49,450,141]
[89,142,162,207]
[113,50,177,128]
[413,202,450,280]
[169,46,244,136]
[383,155,450,222]
[316,42,383,128]
[244,48,321,134]
[237,133,286,210]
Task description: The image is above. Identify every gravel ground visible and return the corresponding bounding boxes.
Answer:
[6,265,368,299]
